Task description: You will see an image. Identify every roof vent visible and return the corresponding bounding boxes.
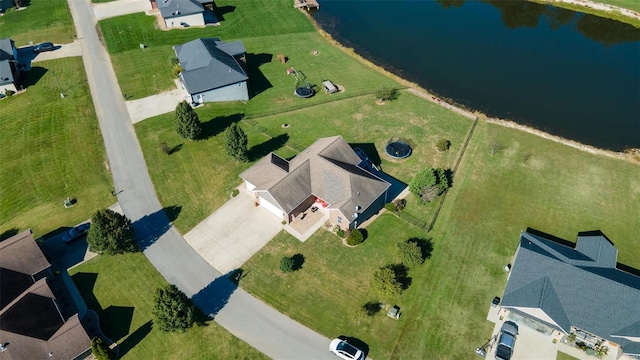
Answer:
[354,205,360,211]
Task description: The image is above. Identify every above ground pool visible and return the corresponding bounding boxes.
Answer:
[385,141,412,159]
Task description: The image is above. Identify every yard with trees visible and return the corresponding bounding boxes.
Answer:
[87,209,137,255]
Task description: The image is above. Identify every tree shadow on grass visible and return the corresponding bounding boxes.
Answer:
[291,254,305,271]
[118,320,153,358]
[132,206,180,251]
[408,237,433,259]
[387,263,412,290]
[200,113,243,140]
[190,271,237,320]
[103,306,134,342]
[0,228,19,241]
[248,133,289,161]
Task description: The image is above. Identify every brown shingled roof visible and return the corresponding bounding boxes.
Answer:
[0,229,49,275]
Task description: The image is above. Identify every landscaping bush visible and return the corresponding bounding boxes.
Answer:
[371,266,403,297]
[374,85,399,102]
[91,337,116,360]
[393,198,406,211]
[160,141,170,155]
[347,228,364,246]
[409,167,450,204]
[436,138,451,152]
[336,229,345,238]
[4,89,14,97]
[231,189,240,197]
[172,64,183,77]
[397,240,424,267]
[362,301,382,316]
[279,256,295,273]
[153,284,196,332]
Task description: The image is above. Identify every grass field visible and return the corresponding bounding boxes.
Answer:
[241,120,640,359]
[0,0,75,45]
[590,0,640,13]
[534,0,640,27]
[0,57,113,239]
[70,253,268,360]
[135,91,473,232]
[556,351,580,360]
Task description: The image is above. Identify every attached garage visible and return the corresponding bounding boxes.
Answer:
[258,193,285,220]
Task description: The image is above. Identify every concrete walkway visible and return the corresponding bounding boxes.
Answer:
[126,79,187,123]
[93,0,150,20]
[67,0,334,358]
[184,187,283,274]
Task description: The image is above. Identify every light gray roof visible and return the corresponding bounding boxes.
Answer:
[157,0,203,19]
[0,60,15,85]
[0,38,14,61]
[502,231,640,354]
[174,38,247,95]
[240,136,391,218]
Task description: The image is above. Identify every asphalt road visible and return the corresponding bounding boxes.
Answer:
[66,0,334,358]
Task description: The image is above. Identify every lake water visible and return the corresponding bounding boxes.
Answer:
[312,0,640,151]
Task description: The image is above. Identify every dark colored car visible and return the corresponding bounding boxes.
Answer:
[33,42,56,53]
[62,223,90,244]
[495,321,518,360]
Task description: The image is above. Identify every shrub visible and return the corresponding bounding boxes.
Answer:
[91,337,116,360]
[231,189,240,197]
[172,63,183,77]
[153,284,195,332]
[397,240,424,267]
[393,198,406,211]
[336,229,345,238]
[362,301,382,316]
[371,266,403,297]
[5,89,14,97]
[409,167,450,204]
[436,139,451,152]
[279,256,295,273]
[346,228,364,246]
[374,85,399,101]
[170,56,180,65]
[160,141,170,155]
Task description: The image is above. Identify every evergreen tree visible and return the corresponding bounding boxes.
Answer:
[153,284,196,332]
[91,337,116,360]
[224,123,248,161]
[174,101,202,140]
[86,209,137,255]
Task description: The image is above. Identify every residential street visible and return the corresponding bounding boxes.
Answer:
[65,0,334,358]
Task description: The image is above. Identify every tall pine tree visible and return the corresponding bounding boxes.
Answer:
[224,123,248,162]
[174,101,202,140]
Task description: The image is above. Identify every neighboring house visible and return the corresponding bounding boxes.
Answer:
[0,230,91,360]
[240,136,392,230]
[501,231,640,356]
[152,0,214,28]
[174,37,248,104]
[0,38,20,94]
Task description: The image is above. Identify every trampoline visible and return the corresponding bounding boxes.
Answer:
[385,141,412,159]
[295,85,314,98]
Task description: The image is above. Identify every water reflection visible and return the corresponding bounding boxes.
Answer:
[436,0,640,45]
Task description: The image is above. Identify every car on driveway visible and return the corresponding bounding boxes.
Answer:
[33,42,56,53]
[496,321,519,360]
[329,338,365,360]
[62,223,90,243]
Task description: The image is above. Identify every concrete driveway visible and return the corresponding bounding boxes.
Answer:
[93,0,151,20]
[184,187,283,274]
[126,80,188,123]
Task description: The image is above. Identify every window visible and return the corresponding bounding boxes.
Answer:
[337,216,342,224]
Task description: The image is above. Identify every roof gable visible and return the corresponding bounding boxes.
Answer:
[157,0,203,19]
[0,230,50,275]
[0,38,15,60]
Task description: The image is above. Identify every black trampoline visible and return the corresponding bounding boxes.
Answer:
[385,141,412,159]
[295,86,314,98]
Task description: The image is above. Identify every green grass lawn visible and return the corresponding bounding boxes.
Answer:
[70,253,268,360]
[0,57,113,239]
[0,0,75,45]
[135,91,473,232]
[590,0,640,13]
[533,0,640,28]
[556,351,580,360]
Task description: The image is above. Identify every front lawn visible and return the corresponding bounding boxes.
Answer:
[0,0,75,45]
[70,253,268,360]
[135,91,473,233]
[0,57,113,238]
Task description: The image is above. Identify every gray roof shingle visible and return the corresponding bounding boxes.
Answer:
[174,38,247,95]
[157,0,203,19]
[240,136,390,217]
[502,232,640,354]
[0,38,14,61]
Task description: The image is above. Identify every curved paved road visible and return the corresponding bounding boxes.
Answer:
[67,0,333,358]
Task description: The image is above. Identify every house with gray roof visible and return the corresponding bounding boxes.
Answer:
[153,0,216,28]
[0,38,20,95]
[501,231,640,356]
[240,136,391,231]
[0,230,91,360]
[174,37,248,104]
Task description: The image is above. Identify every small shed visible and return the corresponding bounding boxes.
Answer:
[322,81,338,94]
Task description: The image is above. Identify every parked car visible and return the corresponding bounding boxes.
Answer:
[495,321,519,360]
[33,42,55,53]
[62,223,90,244]
[329,339,365,360]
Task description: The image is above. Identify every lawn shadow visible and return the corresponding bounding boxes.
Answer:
[248,133,289,161]
[388,263,412,290]
[359,228,368,242]
[291,253,305,271]
[132,208,175,250]
[118,320,153,358]
[213,2,235,21]
[408,237,433,259]
[337,336,370,357]
[362,301,382,316]
[103,306,134,342]
[190,271,237,319]
[163,205,182,222]
[168,143,183,155]
[0,228,19,241]
[200,113,243,140]
[526,227,575,248]
[20,66,48,88]
[245,53,273,98]
[351,143,382,167]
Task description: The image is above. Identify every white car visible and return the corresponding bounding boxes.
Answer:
[329,338,365,360]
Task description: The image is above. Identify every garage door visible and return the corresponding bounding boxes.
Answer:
[259,195,284,219]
